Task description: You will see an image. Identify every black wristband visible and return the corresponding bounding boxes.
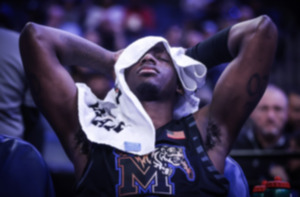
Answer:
[185,26,232,69]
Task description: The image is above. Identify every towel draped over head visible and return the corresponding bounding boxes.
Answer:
[76,36,207,155]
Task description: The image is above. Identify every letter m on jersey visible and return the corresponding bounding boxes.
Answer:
[114,145,195,196]
[115,154,172,196]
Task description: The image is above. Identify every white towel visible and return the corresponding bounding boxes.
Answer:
[77,36,207,155]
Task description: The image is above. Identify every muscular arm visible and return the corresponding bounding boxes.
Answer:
[193,15,278,172]
[19,22,116,178]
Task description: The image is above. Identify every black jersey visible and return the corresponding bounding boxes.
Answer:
[75,115,229,197]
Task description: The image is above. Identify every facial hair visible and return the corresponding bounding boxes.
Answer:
[135,82,161,101]
[261,128,280,142]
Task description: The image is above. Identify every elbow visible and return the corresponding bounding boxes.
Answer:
[19,22,42,50]
[255,15,278,43]
[19,22,43,71]
[257,15,277,31]
[228,15,278,57]
[20,22,37,41]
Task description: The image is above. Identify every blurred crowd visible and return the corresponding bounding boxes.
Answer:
[1,0,300,196]
[1,0,299,88]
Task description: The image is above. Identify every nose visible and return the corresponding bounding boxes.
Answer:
[266,109,277,121]
[140,52,156,65]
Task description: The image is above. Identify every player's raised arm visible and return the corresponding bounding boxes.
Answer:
[194,15,278,172]
[19,22,116,176]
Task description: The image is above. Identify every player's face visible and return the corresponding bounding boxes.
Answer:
[125,43,179,101]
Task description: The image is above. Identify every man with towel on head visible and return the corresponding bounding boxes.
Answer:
[19,15,277,196]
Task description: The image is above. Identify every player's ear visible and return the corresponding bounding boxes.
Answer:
[176,83,184,95]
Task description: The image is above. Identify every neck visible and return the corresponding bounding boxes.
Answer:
[142,101,174,129]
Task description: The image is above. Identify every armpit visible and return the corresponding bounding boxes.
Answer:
[204,120,221,150]
[75,128,91,155]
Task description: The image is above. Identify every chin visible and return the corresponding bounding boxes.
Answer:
[135,82,161,101]
[262,129,280,139]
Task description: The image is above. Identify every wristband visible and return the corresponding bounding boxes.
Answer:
[185,26,232,69]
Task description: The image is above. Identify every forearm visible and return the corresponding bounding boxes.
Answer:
[20,22,116,74]
[185,27,233,68]
[185,15,277,71]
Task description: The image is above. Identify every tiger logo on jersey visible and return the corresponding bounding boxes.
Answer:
[114,145,195,196]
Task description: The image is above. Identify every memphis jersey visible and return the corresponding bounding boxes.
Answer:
[75,115,229,196]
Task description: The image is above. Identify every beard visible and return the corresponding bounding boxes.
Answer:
[134,82,161,101]
[261,127,281,142]
[262,131,277,142]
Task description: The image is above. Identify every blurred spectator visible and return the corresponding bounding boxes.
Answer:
[83,0,126,50]
[180,0,214,21]
[285,88,300,195]
[123,0,156,43]
[97,19,126,50]
[201,20,219,38]
[45,3,65,28]
[45,1,82,36]
[182,28,205,48]
[0,27,30,138]
[238,5,255,21]
[1,13,74,197]
[164,25,183,47]
[233,84,290,186]
[286,132,300,196]
[59,0,83,36]
[218,3,255,29]
[0,135,55,197]
[0,27,46,152]
[84,0,125,31]
[286,89,300,134]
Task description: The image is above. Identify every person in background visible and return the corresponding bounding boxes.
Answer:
[286,89,300,134]
[0,27,33,138]
[233,84,290,187]
[284,88,300,197]
[0,135,55,197]
[286,132,300,196]
[0,24,55,197]
[0,26,47,152]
